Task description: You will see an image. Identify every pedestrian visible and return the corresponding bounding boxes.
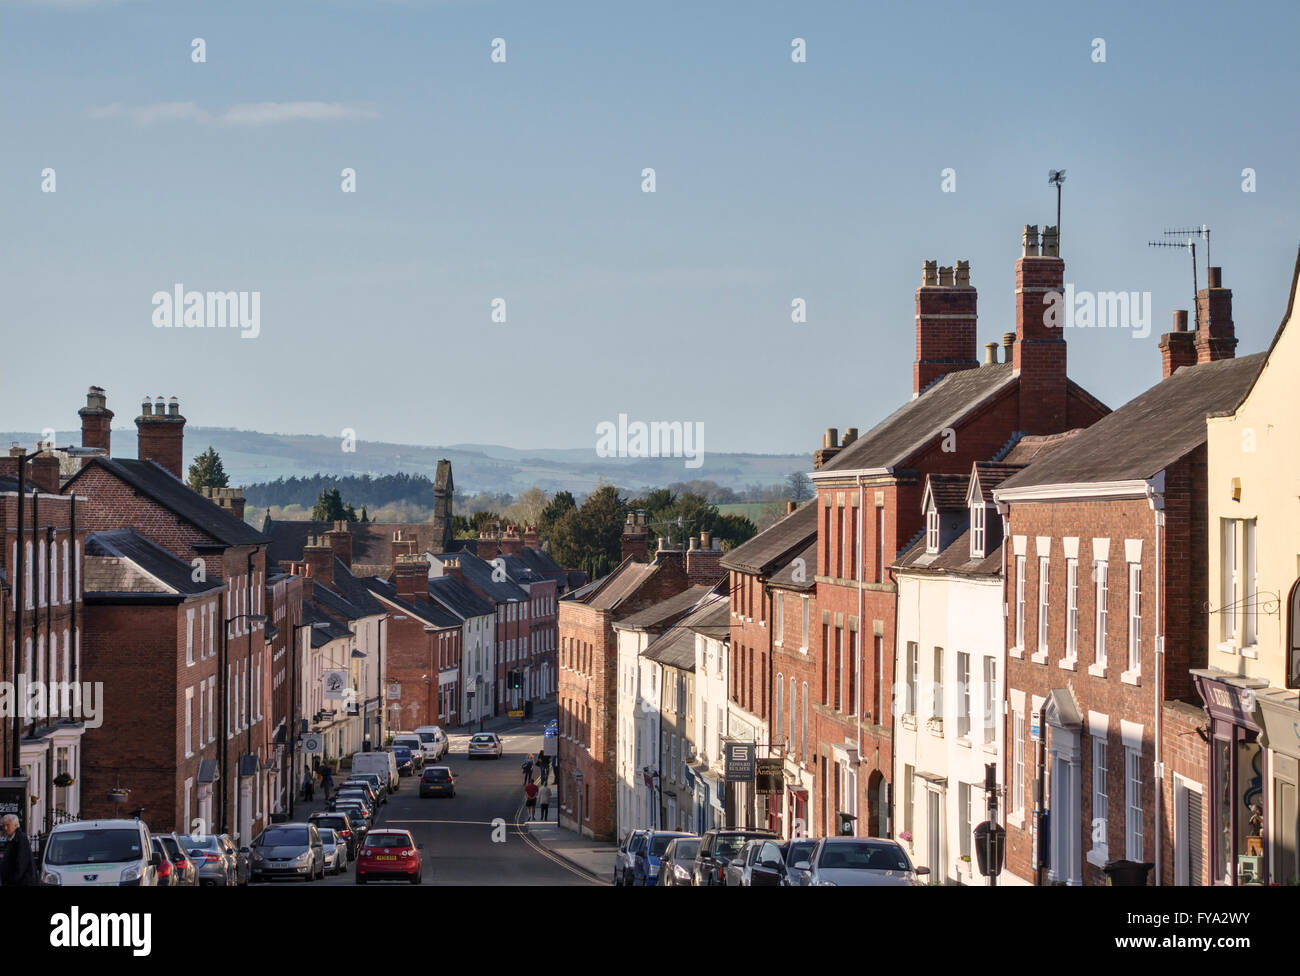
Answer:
[0,814,37,886]
[302,769,315,802]
[321,766,334,802]
[537,752,551,785]
[537,783,551,822]
[524,780,539,820]
[521,754,534,785]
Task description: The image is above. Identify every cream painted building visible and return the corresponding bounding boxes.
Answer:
[1197,253,1300,885]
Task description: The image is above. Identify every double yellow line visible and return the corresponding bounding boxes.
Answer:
[513,803,609,886]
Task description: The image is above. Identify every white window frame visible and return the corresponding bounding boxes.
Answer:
[926,507,940,555]
[1065,558,1079,663]
[971,504,985,559]
[1125,745,1143,860]
[957,651,970,739]
[1243,519,1258,649]
[1222,519,1238,643]
[774,591,784,646]
[1012,708,1025,817]
[906,641,919,717]
[981,656,996,743]
[185,687,195,757]
[1091,736,1108,862]
[1094,561,1109,668]
[1127,563,1142,677]
[1037,556,1050,653]
[1014,555,1027,650]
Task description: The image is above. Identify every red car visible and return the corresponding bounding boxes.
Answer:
[355,829,424,885]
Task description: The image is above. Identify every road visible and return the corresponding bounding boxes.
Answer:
[264,710,597,887]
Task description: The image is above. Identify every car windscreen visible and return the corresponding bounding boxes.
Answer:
[417,732,436,742]
[390,747,411,758]
[337,790,369,801]
[713,835,761,858]
[159,836,184,858]
[649,835,680,857]
[629,834,648,854]
[785,840,817,864]
[818,842,910,872]
[394,738,421,749]
[44,828,143,865]
[183,835,220,853]
[364,834,412,849]
[312,817,347,831]
[470,734,495,743]
[672,840,700,860]
[259,827,310,847]
[317,829,336,843]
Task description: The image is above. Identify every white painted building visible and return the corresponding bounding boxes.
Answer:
[691,598,731,834]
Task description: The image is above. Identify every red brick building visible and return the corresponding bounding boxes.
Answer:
[994,277,1257,884]
[807,226,1110,839]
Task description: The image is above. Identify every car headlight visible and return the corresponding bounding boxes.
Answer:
[251,851,264,862]
[41,870,61,886]
[674,865,690,881]
[812,878,838,887]
[296,851,314,864]
[121,864,142,883]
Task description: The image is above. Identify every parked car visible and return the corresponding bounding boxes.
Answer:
[150,836,180,887]
[746,838,818,887]
[468,732,503,759]
[40,819,160,887]
[333,788,376,818]
[352,749,400,793]
[183,832,246,886]
[634,831,693,886]
[332,800,373,831]
[419,765,456,798]
[319,827,349,875]
[355,828,423,884]
[792,837,929,887]
[249,823,326,883]
[412,725,449,762]
[615,829,650,886]
[389,745,418,777]
[390,735,426,769]
[726,838,791,887]
[308,811,363,856]
[158,833,200,887]
[693,829,776,887]
[345,773,387,806]
[658,836,701,886]
[339,779,382,810]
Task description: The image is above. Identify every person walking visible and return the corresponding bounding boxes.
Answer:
[521,754,534,786]
[320,766,334,802]
[302,769,315,802]
[524,780,539,820]
[537,783,551,822]
[0,814,38,886]
[537,752,551,786]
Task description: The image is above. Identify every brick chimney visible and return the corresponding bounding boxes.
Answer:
[499,525,523,557]
[476,530,500,561]
[621,512,648,563]
[391,530,418,567]
[523,525,539,550]
[203,486,247,522]
[78,386,113,456]
[786,500,797,515]
[440,555,465,584]
[914,259,979,394]
[1159,310,1198,379]
[136,395,186,479]
[29,452,61,493]
[686,531,724,585]
[1013,225,1068,433]
[302,535,335,588]
[1195,267,1237,364]
[813,428,840,470]
[394,553,429,600]
[325,520,353,569]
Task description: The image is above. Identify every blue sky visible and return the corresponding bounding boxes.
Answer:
[3,0,1297,457]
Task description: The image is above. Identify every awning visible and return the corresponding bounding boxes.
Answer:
[1255,688,1300,760]
[197,759,220,784]
[1044,687,1083,730]
[238,754,259,778]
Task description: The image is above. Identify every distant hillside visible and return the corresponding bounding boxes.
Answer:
[2,426,808,498]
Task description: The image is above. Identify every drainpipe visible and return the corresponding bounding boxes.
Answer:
[1152,492,1165,886]
[857,476,865,823]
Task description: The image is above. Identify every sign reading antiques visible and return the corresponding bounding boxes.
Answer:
[724,741,755,782]
[755,758,784,794]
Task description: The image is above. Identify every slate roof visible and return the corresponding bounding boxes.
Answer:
[999,354,1266,490]
[768,540,818,591]
[85,528,226,597]
[431,550,528,604]
[302,600,352,646]
[579,558,660,612]
[427,574,496,620]
[499,553,546,585]
[362,577,460,629]
[680,594,730,639]
[309,582,367,623]
[925,473,969,511]
[328,560,387,617]
[895,529,1003,577]
[968,462,1026,505]
[68,457,266,547]
[614,584,715,631]
[721,501,817,576]
[642,626,697,670]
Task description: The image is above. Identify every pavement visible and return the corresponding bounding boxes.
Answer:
[522,819,617,883]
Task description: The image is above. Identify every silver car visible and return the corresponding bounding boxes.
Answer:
[792,837,930,886]
[183,832,247,886]
[248,823,326,883]
[318,827,349,875]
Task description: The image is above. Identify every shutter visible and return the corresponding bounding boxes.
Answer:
[1187,789,1203,886]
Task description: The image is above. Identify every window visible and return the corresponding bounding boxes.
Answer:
[875,505,885,584]
[1012,709,1025,816]
[186,609,196,666]
[62,539,70,603]
[903,765,915,838]
[926,507,940,554]
[1014,555,1026,649]
[1094,561,1109,667]
[1243,519,1258,647]
[789,676,796,749]
[1125,747,1143,860]
[1127,564,1142,675]
[49,542,57,605]
[839,506,847,577]
[1037,557,1050,652]
[958,781,972,860]
[957,652,970,738]
[185,687,194,757]
[775,673,784,744]
[906,642,918,716]
[775,592,784,646]
[801,683,808,763]
[800,598,809,651]
[931,646,944,721]
[208,678,215,742]
[1092,737,1109,859]
[1066,558,1079,661]
[981,657,996,743]
[971,503,986,558]
[1221,519,1237,642]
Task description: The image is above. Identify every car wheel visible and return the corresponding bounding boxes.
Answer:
[355,874,366,885]
[410,871,421,885]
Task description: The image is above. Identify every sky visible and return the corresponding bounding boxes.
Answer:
[2,0,1297,458]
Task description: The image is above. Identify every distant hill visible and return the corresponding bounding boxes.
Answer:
[3,426,808,498]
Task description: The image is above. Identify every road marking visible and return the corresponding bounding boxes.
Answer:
[512,803,607,886]
[384,819,513,826]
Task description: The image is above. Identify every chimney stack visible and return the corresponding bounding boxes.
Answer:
[914,259,978,394]
[78,386,113,456]
[394,553,430,600]
[786,500,797,515]
[476,529,500,561]
[499,525,523,557]
[391,530,419,567]
[523,525,539,550]
[621,511,649,563]
[28,452,61,493]
[686,532,724,584]
[325,520,353,569]
[1195,266,1237,364]
[1013,225,1068,433]
[813,428,841,470]
[303,535,335,588]
[135,394,186,479]
[440,555,465,584]
[1159,310,1198,379]
[984,342,999,365]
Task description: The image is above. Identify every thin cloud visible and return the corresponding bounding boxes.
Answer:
[89,101,380,126]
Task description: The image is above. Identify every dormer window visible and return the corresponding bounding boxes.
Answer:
[971,503,986,559]
[926,507,940,554]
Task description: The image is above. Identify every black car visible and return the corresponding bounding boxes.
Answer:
[693,828,777,886]
[747,838,817,886]
[390,746,417,777]
[419,766,455,798]
[309,811,363,857]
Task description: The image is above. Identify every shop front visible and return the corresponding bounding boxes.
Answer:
[1254,687,1300,885]
[1192,670,1271,885]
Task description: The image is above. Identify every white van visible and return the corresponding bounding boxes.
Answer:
[412,725,449,762]
[352,749,400,793]
[40,819,160,886]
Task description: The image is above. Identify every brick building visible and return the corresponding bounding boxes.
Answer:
[807,226,1110,839]
[994,278,1259,884]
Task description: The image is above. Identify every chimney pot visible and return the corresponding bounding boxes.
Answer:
[823,428,839,449]
[1207,266,1222,289]
[842,428,858,446]
[1041,225,1059,257]
[938,265,955,287]
[954,260,970,286]
[1021,225,1040,256]
[984,342,999,365]
[1173,310,1188,332]
[786,500,797,515]
[922,261,938,286]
